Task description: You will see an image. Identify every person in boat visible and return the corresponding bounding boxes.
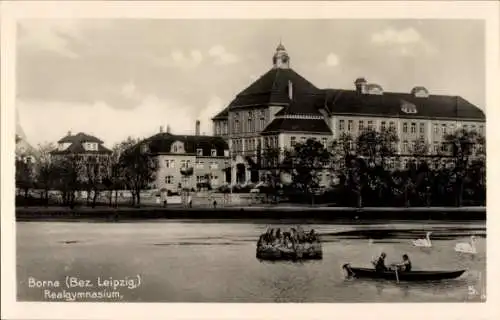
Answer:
[397,254,412,272]
[372,252,388,272]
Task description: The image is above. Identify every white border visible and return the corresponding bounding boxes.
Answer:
[1,1,499,320]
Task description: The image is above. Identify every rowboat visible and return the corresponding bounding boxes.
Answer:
[342,263,466,282]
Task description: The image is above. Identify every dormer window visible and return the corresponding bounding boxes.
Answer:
[411,86,429,98]
[211,149,217,157]
[171,141,184,153]
[401,100,418,114]
[196,148,203,156]
[141,143,149,153]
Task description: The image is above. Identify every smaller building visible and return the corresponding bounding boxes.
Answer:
[142,122,230,192]
[50,131,112,182]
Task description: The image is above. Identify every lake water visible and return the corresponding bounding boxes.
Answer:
[17,220,486,302]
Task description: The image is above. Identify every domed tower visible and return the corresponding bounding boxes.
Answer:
[272,42,290,69]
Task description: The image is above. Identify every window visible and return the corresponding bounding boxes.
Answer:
[463,124,468,131]
[196,148,203,156]
[186,160,191,168]
[321,137,328,147]
[479,125,484,134]
[180,160,187,168]
[471,125,477,132]
[419,123,425,134]
[441,124,447,135]
[196,161,204,169]
[224,150,229,157]
[210,162,219,170]
[339,120,345,131]
[403,122,408,133]
[367,120,374,131]
[380,121,386,131]
[389,121,396,131]
[359,120,364,131]
[196,176,205,183]
[165,159,175,168]
[411,123,416,134]
[165,175,174,184]
[403,141,408,153]
[234,120,240,133]
[247,119,253,132]
[301,136,306,143]
[259,117,265,130]
[211,149,217,157]
[290,136,296,147]
[348,120,353,132]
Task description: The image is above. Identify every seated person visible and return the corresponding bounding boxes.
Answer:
[397,254,412,272]
[372,252,388,272]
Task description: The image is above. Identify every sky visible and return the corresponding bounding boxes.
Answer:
[16,19,485,148]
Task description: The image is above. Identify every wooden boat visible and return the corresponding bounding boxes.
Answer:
[256,227,323,261]
[342,264,466,282]
[256,244,323,261]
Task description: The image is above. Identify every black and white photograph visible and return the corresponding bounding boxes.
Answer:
[1,1,499,319]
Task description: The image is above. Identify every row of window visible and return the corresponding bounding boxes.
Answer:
[232,118,266,134]
[165,159,220,169]
[338,119,397,133]
[165,175,220,185]
[214,122,229,135]
[196,148,218,157]
[336,119,484,136]
[290,136,328,147]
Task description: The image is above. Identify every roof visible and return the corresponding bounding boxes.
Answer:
[227,68,321,110]
[144,133,229,157]
[212,106,229,120]
[275,94,323,116]
[51,143,112,155]
[58,132,104,144]
[261,118,332,135]
[318,89,485,120]
[51,132,111,155]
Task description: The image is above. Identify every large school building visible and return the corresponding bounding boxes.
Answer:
[211,43,485,185]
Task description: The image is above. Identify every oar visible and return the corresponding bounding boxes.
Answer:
[395,268,400,284]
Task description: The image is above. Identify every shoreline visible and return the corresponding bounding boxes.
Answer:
[16,206,486,222]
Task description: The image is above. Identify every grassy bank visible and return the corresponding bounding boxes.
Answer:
[15,205,486,222]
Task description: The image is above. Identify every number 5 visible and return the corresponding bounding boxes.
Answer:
[468,286,478,295]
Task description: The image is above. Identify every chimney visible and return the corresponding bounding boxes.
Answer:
[288,80,293,100]
[354,77,367,94]
[166,125,171,134]
[160,126,164,133]
[195,120,200,136]
[67,130,72,136]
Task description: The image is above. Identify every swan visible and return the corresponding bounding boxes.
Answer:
[412,232,432,247]
[455,236,477,254]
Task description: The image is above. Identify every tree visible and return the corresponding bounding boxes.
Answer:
[119,138,158,206]
[34,142,59,206]
[16,157,34,201]
[281,139,331,204]
[442,129,484,206]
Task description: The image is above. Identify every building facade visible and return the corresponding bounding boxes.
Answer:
[50,131,113,182]
[212,43,486,184]
[141,122,231,192]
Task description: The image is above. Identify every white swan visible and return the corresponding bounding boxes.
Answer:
[412,232,432,247]
[455,236,477,254]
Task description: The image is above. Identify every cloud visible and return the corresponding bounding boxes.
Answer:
[17,96,211,147]
[208,45,239,65]
[370,27,437,56]
[167,49,204,68]
[17,20,82,58]
[325,53,340,67]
